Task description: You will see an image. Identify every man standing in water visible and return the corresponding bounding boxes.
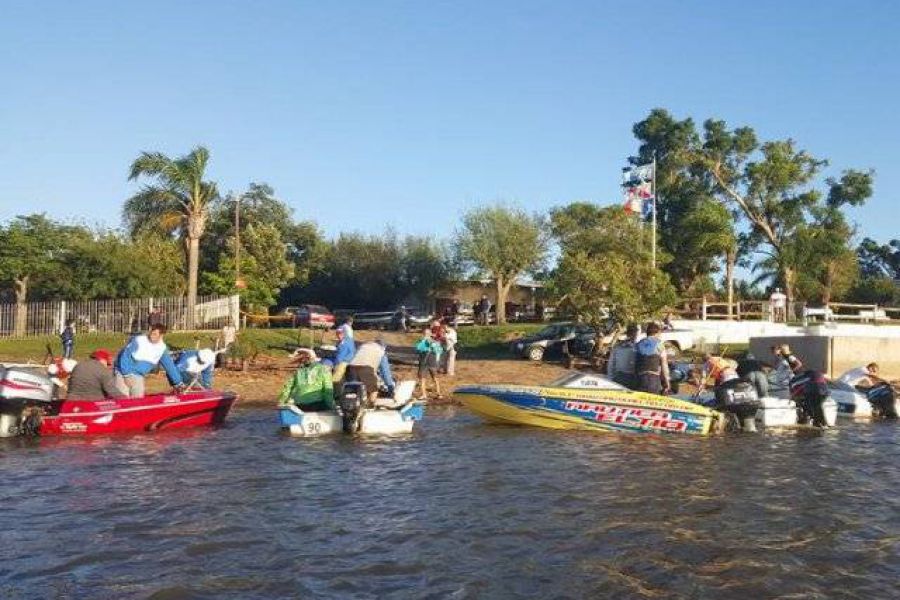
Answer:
[634,322,670,395]
[607,324,639,389]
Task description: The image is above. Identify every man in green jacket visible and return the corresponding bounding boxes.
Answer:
[278,348,335,411]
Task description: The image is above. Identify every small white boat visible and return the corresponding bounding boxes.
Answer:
[826,379,898,420]
[278,380,424,436]
[677,389,837,429]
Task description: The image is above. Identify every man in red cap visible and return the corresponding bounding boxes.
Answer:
[67,348,127,400]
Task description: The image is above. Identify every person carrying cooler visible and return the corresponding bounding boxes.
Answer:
[278,348,334,412]
[114,324,183,397]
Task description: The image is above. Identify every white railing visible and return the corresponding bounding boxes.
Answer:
[0,295,240,338]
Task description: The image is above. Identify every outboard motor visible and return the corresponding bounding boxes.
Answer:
[0,366,54,437]
[714,379,761,432]
[339,381,367,433]
[789,370,830,427]
[867,383,898,419]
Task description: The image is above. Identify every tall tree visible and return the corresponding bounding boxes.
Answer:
[857,237,900,280]
[0,215,78,335]
[630,109,739,296]
[124,146,219,327]
[203,223,295,312]
[455,205,547,324]
[696,119,873,302]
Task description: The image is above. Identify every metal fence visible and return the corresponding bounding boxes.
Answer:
[0,295,240,338]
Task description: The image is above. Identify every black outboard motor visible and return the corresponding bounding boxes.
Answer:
[867,382,898,419]
[339,381,366,433]
[714,379,761,432]
[789,370,829,427]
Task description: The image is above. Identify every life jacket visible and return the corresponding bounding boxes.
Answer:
[706,357,738,386]
[635,338,662,374]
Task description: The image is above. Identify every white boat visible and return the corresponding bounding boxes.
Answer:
[677,389,837,429]
[825,378,898,419]
[278,380,424,436]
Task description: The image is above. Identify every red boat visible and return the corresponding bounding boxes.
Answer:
[0,364,237,437]
[39,390,238,435]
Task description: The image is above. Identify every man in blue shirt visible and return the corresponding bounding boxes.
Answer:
[114,324,183,397]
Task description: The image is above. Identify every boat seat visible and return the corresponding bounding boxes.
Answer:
[372,380,417,409]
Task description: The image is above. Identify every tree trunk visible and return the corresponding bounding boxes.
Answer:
[14,276,28,337]
[725,249,736,320]
[495,275,507,325]
[187,235,200,329]
[822,262,835,305]
[783,266,796,320]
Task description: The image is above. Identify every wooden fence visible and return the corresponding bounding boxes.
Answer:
[0,295,240,338]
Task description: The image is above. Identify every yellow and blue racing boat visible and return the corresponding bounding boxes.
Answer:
[455,373,721,436]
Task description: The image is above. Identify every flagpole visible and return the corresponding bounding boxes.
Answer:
[651,151,657,270]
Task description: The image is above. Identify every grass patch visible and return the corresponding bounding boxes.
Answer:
[0,328,326,363]
[457,323,546,359]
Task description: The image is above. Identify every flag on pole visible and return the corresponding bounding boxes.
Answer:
[621,162,655,216]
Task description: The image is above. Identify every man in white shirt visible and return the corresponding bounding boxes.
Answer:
[838,363,882,389]
[770,288,787,322]
[441,323,458,376]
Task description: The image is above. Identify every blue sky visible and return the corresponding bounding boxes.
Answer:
[1,0,897,244]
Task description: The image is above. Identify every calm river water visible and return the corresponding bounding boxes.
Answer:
[1,406,899,599]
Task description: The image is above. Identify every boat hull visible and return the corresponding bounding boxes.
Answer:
[455,385,719,435]
[38,391,238,436]
[278,403,425,436]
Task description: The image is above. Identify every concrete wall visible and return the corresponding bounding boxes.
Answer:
[677,318,900,348]
[749,335,900,379]
[749,336,832,375]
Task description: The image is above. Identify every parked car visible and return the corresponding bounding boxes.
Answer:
[510,322,597,362]
[352,309,434,331]
[282,305,335,329]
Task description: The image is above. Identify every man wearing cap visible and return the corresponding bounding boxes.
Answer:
[278,348,335,411]
[332,326,356,385]
[176,348,217,389]
[67,349,127,400]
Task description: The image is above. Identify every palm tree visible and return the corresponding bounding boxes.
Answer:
[124,146,219,328]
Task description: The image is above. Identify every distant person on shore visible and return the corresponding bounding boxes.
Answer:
[441,320,458,376]
[278,348,334,412]
[67,349,126,400]
[397,306,409,333]
[770,288,787,322]
[114,324,183,398]
[662,312,674,331]
[607,324,639,389]
[414,328,443,400]
[634,322,670,395]
[338,316,354,339]
[332,325,356,384]
[60,319,76,359]
[347,339,395,404]
[478,295,491,325]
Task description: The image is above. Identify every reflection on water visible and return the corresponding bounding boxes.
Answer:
[1,407,899,598]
